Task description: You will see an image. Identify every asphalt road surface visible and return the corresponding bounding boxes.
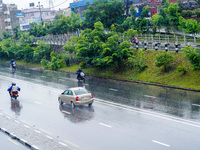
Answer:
[0,131,29,150]
[0,65,200,150]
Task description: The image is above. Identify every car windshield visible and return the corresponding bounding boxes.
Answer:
[74,89,88,95]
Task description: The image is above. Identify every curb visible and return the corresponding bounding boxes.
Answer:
[0,126,36,150]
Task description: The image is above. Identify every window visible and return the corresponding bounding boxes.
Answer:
[67,90,73,95]
[63,90,68,95]
[74,89,88,95]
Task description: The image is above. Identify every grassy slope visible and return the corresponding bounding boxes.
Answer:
[58,50,200,90]
[3,50,200,90]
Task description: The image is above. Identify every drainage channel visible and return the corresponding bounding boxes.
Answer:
[0,113,70,150]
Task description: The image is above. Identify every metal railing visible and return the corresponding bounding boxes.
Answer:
[32,33,200,51]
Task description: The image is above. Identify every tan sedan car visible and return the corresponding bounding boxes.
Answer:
[58,87,94,108]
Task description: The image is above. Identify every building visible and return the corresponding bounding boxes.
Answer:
[70,0,142,18]
[140,0,196,16]
[0,3,21,36]
[56,7,71,16]
[19,8,56,31]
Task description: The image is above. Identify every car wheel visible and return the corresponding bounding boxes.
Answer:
[71,102,75,109]
[88,103,92,107]
[58,98,63,105]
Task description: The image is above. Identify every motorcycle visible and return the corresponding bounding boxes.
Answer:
[11,63,16,72]
[77,72,85,82]
[10,91,19,100]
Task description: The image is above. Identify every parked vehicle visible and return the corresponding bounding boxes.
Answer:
[58,87,94,108]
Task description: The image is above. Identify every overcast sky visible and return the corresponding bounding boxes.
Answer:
[3,0,73,10]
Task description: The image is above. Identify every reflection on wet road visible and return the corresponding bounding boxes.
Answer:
[1,64,200,121]
[0,64,200,150]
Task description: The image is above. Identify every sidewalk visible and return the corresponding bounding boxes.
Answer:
[0,112,70,150]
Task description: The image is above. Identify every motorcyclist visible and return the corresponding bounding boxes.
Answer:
[76,67,84,79]
[9,59,16,69]
[7,83,20,96]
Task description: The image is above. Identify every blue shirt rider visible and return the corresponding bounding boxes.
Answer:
[9,59,16,69]
[7,83,20,96]
[76,68,83,79]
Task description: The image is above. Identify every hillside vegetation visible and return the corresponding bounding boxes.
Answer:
[57,50,200,90]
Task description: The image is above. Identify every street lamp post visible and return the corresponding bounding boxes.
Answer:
[38,2,43,21]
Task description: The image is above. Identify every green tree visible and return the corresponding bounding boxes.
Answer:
[28,22,47,37]
[63,35,78,54]
[155,51,174,72]
[152,14,164,32]
[83,0,125,29]
[165,3,180,31]
[182,46,200,71]
[41,51,67,70]
[33,41,51,63]
[179,17,200,38]
[12,26,21,39]
[2,30,12,39]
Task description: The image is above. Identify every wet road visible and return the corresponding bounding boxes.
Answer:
[0,132,29,150]
[0,65,200,150]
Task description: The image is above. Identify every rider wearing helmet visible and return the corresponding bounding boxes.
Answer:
[9,59,16,69]
[76,67,83,79]
[7,83,20,96]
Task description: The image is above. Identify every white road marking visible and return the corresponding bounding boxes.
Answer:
[144,95,156,99]
[24,73,30,75]
[64,140,80,148]
[35,130,41,134]
[24,125,30,128]
[14,120,20,123]
[99,123,112,128]
[61,110,71,115]
[109,88,118,91]
[34,101,42,105]
[152,140,170,147]
[95,98,200,128]
[192,104,200,107]
[59,142,67,147]
[46,135,53,140]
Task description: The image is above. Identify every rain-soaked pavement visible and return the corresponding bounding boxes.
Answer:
[0,64,200,150]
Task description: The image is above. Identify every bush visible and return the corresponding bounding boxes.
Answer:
[155,51,174,72]
[126,49,148,72]
[41,51,66,70]
[177,65,188,74]
[79,62,86,68]
[23,45,34,62]
[182,46,200,71]
[33,40,51,63]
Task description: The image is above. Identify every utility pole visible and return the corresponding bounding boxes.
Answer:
[49,0,54,10]
[38,2,43,21]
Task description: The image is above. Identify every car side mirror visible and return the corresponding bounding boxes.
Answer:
[61,92,64,95]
